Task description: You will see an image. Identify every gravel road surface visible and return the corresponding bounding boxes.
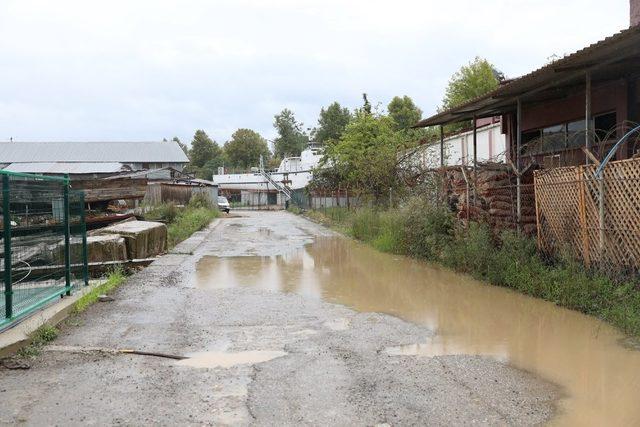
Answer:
[0,211,556,426]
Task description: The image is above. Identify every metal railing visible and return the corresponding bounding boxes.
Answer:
[259,155,291,200]
[0,171,88,328]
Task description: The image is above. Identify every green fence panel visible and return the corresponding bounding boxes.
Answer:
[0,171,87,329]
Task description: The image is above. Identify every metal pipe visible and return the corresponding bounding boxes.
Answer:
[63,174,71,296]
[3,174,12,319]
[596,124,640,177]
[80,192,89,286]
[516,98,522,232]
[585,71,592,165]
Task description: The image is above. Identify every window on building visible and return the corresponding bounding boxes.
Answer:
[542,124,566,151]
[594,112,617,141]
[566,119,586,148]
[522,130,542,154]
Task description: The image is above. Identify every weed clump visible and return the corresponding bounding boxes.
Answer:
[73,267,126,314]
[17,324,59,358]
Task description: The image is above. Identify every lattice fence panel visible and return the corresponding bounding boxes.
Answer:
[534,167,584,259]
[535,157,640,272]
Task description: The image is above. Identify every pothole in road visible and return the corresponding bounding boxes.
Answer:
[384,340,508,363]
[43,345,288,369]
[175,350,288,369]
[323,318,351,331]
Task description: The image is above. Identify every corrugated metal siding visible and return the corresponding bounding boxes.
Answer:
[0,141,189,163]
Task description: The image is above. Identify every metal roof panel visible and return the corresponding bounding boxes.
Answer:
[0,141,190,163]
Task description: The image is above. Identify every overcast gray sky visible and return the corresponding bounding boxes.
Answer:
[0,0,631,147]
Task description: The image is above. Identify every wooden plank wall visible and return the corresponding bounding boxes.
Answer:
[144,183,216,205]
[72,178,148,202]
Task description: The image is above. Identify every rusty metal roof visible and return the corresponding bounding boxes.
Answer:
[415,25,640,127]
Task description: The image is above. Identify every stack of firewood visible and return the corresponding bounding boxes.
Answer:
[440,164,537,235]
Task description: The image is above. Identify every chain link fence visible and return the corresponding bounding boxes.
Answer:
[1,171,88,328]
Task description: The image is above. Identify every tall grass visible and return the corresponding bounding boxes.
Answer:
[142,196,219,248]
[310,198,640,337]
[167,196,219,248]
[73,266,126,314]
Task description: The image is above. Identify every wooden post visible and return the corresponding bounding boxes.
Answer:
[473,115,478,203]
[577,168,590,266]
[460,167,471,227]
[440,125,444,167]
[516,98,522,233]
[534,174,542,250]
[440,125,445,204]
[585,71,592,165]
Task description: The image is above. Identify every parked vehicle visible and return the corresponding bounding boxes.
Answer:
[217,196,230,213]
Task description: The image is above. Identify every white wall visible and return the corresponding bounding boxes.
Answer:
[409,123,507,169]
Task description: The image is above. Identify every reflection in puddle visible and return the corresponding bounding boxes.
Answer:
[194,236,640,426]
[176,350,287,369]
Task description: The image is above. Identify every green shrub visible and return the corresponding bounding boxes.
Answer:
[143,203,179,223]
[401,199,454,261]
[188,193,214,209]
[350,208,382,242]
[441,222,495,278]
[372,211,404,253]
[287,205,303,215]
[167,206,218,248]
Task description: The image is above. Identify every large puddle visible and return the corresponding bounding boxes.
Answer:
[194,236,640,425]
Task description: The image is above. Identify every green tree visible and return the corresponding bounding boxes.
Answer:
[273,109,309,158]
[189,130,223,169]
[223,128,271,169]
[387,96,423,131]
[441,57,501,111]
[362,93,372,115]
[171,136,189,157]
[312,102,352,145]
[322,109,414,203]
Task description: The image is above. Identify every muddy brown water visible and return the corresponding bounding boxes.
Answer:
[194,236,640,426]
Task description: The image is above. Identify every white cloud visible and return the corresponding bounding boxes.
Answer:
[0,0,630,145]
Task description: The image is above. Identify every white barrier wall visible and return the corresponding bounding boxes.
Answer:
[411,123,506,169]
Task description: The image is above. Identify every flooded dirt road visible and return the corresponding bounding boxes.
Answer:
[2,211,631,425]
[194,213,640,426]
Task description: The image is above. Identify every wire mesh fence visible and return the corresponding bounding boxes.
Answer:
[0,171,87,328]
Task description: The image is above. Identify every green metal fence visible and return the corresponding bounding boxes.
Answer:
[0,171,88,328]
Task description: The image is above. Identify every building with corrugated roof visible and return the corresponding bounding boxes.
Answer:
[0,140,189,176]
[415,0,640,169]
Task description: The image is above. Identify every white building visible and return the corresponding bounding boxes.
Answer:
[212,146,323,192]
[0,140,189,174]
[409,119,507,169]
[212,145,324,207]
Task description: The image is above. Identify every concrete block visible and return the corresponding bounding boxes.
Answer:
[97,220,167,259]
